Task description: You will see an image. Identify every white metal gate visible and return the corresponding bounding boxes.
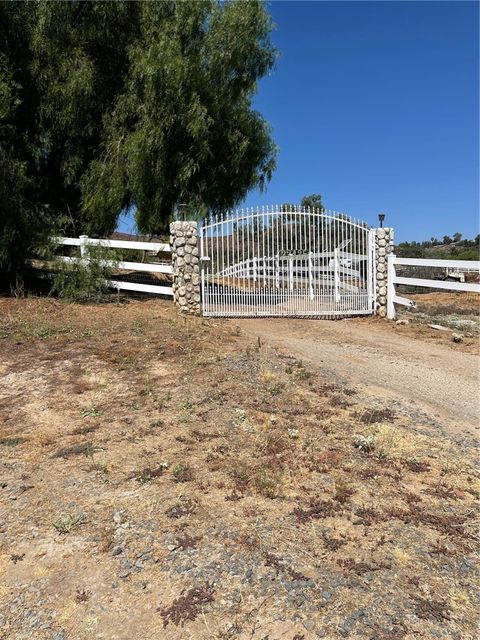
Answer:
[200,205,376,318]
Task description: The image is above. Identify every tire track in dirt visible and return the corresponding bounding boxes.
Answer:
[237,318,480,438]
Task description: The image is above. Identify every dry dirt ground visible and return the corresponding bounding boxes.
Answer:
[0,297,478,640]
[238,315,479,438]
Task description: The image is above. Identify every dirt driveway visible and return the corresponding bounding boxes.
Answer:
[237,318,479,438]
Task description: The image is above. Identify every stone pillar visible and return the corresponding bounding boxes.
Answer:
[374,227,394,318]
[170,221,201,315]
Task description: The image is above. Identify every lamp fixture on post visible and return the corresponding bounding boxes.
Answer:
[378,213,385,228]
[177,203,187,221]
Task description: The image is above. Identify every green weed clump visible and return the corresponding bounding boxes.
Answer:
[52,511,86,534]
[51,245,119,303]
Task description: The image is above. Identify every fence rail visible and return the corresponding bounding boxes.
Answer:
[387,255,480,319]
[56,236,170,253]
[54,235,173,297]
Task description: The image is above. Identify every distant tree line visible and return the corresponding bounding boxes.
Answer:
[396,233,480,261]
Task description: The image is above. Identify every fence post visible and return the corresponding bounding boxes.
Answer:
[373,227,394,317]
[170,221,201,315]
[387,254,396,320]
[79,235,89,259]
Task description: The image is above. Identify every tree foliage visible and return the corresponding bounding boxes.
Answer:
[0,0,277,281]
[300,193,324,211]
[396,234,479,260]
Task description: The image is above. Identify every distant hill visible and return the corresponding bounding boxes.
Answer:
[111,231,168,243]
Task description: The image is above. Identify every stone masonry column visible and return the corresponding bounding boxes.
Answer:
[170,221,201,315]
[374,227,394,318]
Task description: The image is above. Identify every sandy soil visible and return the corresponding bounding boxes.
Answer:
[237,318,480,438]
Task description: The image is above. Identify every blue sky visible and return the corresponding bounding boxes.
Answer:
[244,0,479,242]
[120,0,479,242]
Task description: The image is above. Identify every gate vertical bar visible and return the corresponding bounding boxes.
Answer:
[334,247,340,303]
[367,228,374,313]
[309,251,313,300]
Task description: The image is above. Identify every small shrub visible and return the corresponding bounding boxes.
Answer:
[31,327,56,340]
[10,553,25,563]
[306,448,344,473]
[333,479,356,504]
[165,499,196,519]
[51,244,119,303]
[411,595,451,622]
[357,408,396,425]
[403,458,431,473]
[322,532,346,551]
[263,431,291,457]
[174,535,202,551]
[338,558,388,575]
[429,541,457,557]
[353,434,376,454]
[404,492,422,505]
[52,511,86,534]
[159,582,215,627]
[329,393,352,408]
[264,553,308,581]
[296,369,312,381]
[0,437,26,447]
[75,588,91,603]
[54,441,95,459]
[354,506,386,526]
[81,406,103,418]
[425,481,464,500]
[225,489,243,501]
[270,382,284,396]
[149,419,164,431]
[134,463,168,484]
[229,462,251,492]
[293,498,337,523]
[172,463,195,483]
[253,469,281,499]
[72,424,99,436]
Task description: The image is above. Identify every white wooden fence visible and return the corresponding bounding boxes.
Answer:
[56,235,173,297]
[387,255,480,319]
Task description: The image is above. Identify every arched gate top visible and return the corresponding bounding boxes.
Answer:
[202,204,371,233]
